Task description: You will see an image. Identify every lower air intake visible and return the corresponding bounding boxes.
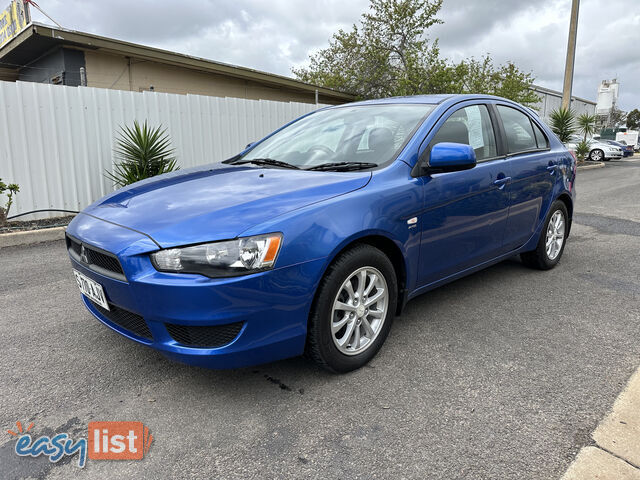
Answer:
[165,322,243,348]
[89,300,153,340]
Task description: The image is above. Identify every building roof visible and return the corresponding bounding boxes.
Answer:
[529,83,596,106]
[0,22,356,102]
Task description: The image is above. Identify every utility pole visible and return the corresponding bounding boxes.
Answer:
[561,0,580,110]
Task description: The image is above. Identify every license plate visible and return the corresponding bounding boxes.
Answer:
[73,270,109,310]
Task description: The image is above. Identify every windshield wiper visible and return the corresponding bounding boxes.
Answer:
[230,158,300,170]
[306,161,378,172]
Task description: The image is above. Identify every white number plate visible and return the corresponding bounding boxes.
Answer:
[73,270,109,310]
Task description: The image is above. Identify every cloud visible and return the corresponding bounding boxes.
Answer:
[27,0,640,110]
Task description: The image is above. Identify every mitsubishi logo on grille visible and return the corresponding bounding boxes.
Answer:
[80,245,89,264]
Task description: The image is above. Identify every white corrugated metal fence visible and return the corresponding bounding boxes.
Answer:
[0,80,328,218]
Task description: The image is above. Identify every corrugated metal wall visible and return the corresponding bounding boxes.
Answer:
[0,80,328,218]
[530,86,596,123]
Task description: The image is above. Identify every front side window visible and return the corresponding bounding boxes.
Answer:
[497,105,538,154]
[241,104,435,169]
[430,104,497,161]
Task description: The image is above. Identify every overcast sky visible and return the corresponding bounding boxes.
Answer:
[29,0,640,110]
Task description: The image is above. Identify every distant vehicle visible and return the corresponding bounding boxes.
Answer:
[564,136,623,161]
[601,139,633,157]
[616,131,639,151]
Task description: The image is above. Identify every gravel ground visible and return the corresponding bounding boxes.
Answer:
[0,215,76,234]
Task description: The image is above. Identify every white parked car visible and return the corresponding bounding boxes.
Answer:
[564,136,623,161]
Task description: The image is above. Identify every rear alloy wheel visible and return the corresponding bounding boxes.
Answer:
[521,200,569,270]
[306,245,397,373]
[589,149,605,161]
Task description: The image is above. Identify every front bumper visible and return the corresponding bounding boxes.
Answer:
[66,214,326,369]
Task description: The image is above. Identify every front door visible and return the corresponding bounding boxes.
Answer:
[417,103,511,287]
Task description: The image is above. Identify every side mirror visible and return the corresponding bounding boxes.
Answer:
[428,142,476,173]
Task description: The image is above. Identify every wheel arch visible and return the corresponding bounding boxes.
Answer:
[312,233,409,323]
[556,192,574,236]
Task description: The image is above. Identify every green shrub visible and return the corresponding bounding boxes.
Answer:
[0,178,19,225]
[106,120,178,188]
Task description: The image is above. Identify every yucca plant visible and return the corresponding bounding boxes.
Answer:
[549,107,577,143]
[577,113,597,142]
[106,120,178,188]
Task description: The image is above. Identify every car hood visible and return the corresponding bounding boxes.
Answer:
[84,163,371,248]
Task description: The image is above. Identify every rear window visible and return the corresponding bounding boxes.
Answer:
[497,105,538,154]
[532,122,549,149]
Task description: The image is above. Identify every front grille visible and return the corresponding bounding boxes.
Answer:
[166,322,243,348]
[66,235,125,279]
[85,248,124,275]
[89,300,153,340]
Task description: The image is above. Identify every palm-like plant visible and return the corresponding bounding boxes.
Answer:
[575,140,591,162]
[577,113,597,142]
[549,107,577,143]
[106,121,178,188]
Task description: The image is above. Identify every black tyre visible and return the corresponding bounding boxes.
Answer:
[521,200,569,270]
[306,244,397,373]
[589,149,605,161]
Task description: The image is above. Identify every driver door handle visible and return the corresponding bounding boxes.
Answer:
[493,176,511,190]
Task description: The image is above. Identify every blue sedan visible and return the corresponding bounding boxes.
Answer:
[601,139,634,157]
[66,94,576,372]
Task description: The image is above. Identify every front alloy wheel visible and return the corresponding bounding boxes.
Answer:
[306,244,397,373]
[589,149,604,161]
[331,266,389,355]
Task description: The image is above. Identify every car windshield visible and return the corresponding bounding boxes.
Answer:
[239,104,435,170]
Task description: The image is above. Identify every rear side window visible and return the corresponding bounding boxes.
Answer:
[532,121,549,149]
[497,105,537,154]
[430,104,497,161]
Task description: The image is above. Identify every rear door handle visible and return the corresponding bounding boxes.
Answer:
[547,162,557,175]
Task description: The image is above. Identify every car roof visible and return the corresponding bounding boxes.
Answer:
[336,93,514,107]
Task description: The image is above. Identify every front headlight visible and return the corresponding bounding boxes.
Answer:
[151,233,283,278]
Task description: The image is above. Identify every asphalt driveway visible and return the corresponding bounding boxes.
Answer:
[1,159,639,479]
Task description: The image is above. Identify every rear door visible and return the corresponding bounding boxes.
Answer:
[494,104,556,251]
[416,102,511,287]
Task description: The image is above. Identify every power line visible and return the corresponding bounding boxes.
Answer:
[24,0,62,29]
[0,60,67,70]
